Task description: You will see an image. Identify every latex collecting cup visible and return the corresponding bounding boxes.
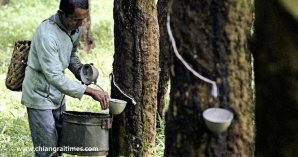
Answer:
[109,98,127,115]
[203,108,234,134]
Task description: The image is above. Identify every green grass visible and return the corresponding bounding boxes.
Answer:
[0,1,165,156]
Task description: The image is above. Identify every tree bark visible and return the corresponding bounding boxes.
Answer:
[80,0,96,52]
[165,0,254,156]
[157,0,170,124]
[252,0,298,156]
[0,0,9,5]
[109,0,159,156]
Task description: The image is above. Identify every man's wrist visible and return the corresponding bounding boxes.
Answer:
[84,86,92,96]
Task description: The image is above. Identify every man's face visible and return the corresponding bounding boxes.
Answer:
[60,7,89,31]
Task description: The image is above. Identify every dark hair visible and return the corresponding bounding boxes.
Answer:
[59,0,89,17]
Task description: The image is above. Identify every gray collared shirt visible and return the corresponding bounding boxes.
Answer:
[21,12,87,109]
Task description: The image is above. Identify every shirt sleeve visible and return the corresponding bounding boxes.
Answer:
[68,30,83,80]
[36,35,86,99]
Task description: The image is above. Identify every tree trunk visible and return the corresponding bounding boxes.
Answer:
[109,0,159,156]
[252,0,298,156]
[165,0,254,156]
[157,0,170,124]
[80,0,95,52]
[0,0,9,5]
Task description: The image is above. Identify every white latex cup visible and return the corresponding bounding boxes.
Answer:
[80,64,99,85]
[109,98,127,115]
[203,108,234,134]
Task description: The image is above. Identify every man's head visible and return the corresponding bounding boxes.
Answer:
[58,0,89,31]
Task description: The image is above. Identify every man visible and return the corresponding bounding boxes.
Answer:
[21,0,109,156]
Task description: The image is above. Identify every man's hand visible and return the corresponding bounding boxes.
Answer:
[84,86,109,110]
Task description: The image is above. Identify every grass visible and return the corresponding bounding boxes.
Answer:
[0,0,165,156]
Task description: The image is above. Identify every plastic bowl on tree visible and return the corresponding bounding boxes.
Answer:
[109,98,127,115]
[202,107,234,134]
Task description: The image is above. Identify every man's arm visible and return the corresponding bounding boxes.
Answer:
[69,51,83,81]
[68,29,83,81]
[84,86,109,110]
[37,35,86,99]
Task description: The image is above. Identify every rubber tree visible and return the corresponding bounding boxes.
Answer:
[157,0,170,124]
[80,0,95,52]
[109,0,159,156]
[0,0,9,5]
[165,0,254,156]
[251,0,298,156]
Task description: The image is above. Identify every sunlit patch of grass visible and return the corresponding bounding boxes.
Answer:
[155,114,165,157]
[0,74,34,156]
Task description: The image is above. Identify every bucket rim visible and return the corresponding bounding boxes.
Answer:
[62,111,111,118]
